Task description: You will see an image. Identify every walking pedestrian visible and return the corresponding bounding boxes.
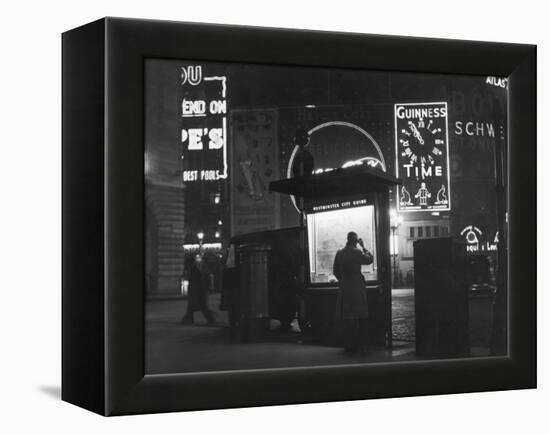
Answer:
[181,254,215,325]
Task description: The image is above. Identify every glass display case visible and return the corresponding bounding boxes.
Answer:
[307,203,378,284]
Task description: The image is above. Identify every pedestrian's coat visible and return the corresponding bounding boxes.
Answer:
[333,245,373,320]
[186,264,211,312]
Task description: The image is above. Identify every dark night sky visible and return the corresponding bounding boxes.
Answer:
[146,59,508,236]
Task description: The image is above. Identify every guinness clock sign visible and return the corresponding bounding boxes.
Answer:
[394,102,451,212]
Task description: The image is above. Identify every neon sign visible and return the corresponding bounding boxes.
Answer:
[454,121,496,138]
[287,121,387,213]
[460,225,498,254]
[485,76,508,89]
[311,157,385,175]
[182,242,223,251]
[395,102,451,212]
[180,65,228,182]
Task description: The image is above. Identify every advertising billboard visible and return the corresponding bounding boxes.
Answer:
[179,65,228,183]
[394,102,451,212]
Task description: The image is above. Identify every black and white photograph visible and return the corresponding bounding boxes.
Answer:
[62,15,536,417]
[145,60,509,374]
[1,0,544,431]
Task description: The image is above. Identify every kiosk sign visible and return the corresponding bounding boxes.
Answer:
[394,102,451,212]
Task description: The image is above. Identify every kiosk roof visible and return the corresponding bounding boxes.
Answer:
[269,165,401,199]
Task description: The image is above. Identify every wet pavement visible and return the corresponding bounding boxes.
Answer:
[392,289,415,342]
[145,288,492,375]
[146,290,418,375]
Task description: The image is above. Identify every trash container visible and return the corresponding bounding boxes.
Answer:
[467,255,496,351]
[414,237,469,357]
[237,243,271,342]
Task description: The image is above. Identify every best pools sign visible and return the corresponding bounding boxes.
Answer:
[180,65,228,182]
[394,102,451,212]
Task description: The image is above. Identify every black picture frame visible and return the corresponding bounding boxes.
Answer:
[62,17,536,416]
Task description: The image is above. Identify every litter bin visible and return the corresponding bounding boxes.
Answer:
[467,255,496,351]
[414,237,469,357]
[237,243,271,342]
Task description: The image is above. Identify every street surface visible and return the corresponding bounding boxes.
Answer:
[146,288,492,374]
[392,289,415,341]
[146,290,416,374]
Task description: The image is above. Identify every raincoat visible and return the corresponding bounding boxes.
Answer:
[333,245,373,320]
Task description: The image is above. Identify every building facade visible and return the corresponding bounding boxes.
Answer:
[145,60,507,296]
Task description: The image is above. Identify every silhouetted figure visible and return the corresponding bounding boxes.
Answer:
[333,232,373,354]
[220,245,240,328]
[292,129,314,178]
[182,254,215,325]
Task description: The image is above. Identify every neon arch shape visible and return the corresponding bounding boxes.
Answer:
[286,121,387,212]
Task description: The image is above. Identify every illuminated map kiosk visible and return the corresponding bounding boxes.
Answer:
[270,165,401,347]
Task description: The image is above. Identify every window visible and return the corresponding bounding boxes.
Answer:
[434,226,440,237]
[404,239,414,258]
[307,205,378,283]
[418,227,423,238]
[426,226,432,237]
[409,227,415,238]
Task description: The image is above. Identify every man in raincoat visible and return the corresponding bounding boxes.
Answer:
[333,231,374,353]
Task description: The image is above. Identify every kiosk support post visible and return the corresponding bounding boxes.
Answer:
[379,192,393,348]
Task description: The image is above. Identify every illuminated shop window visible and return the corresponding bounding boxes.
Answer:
[307,205,377,284]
